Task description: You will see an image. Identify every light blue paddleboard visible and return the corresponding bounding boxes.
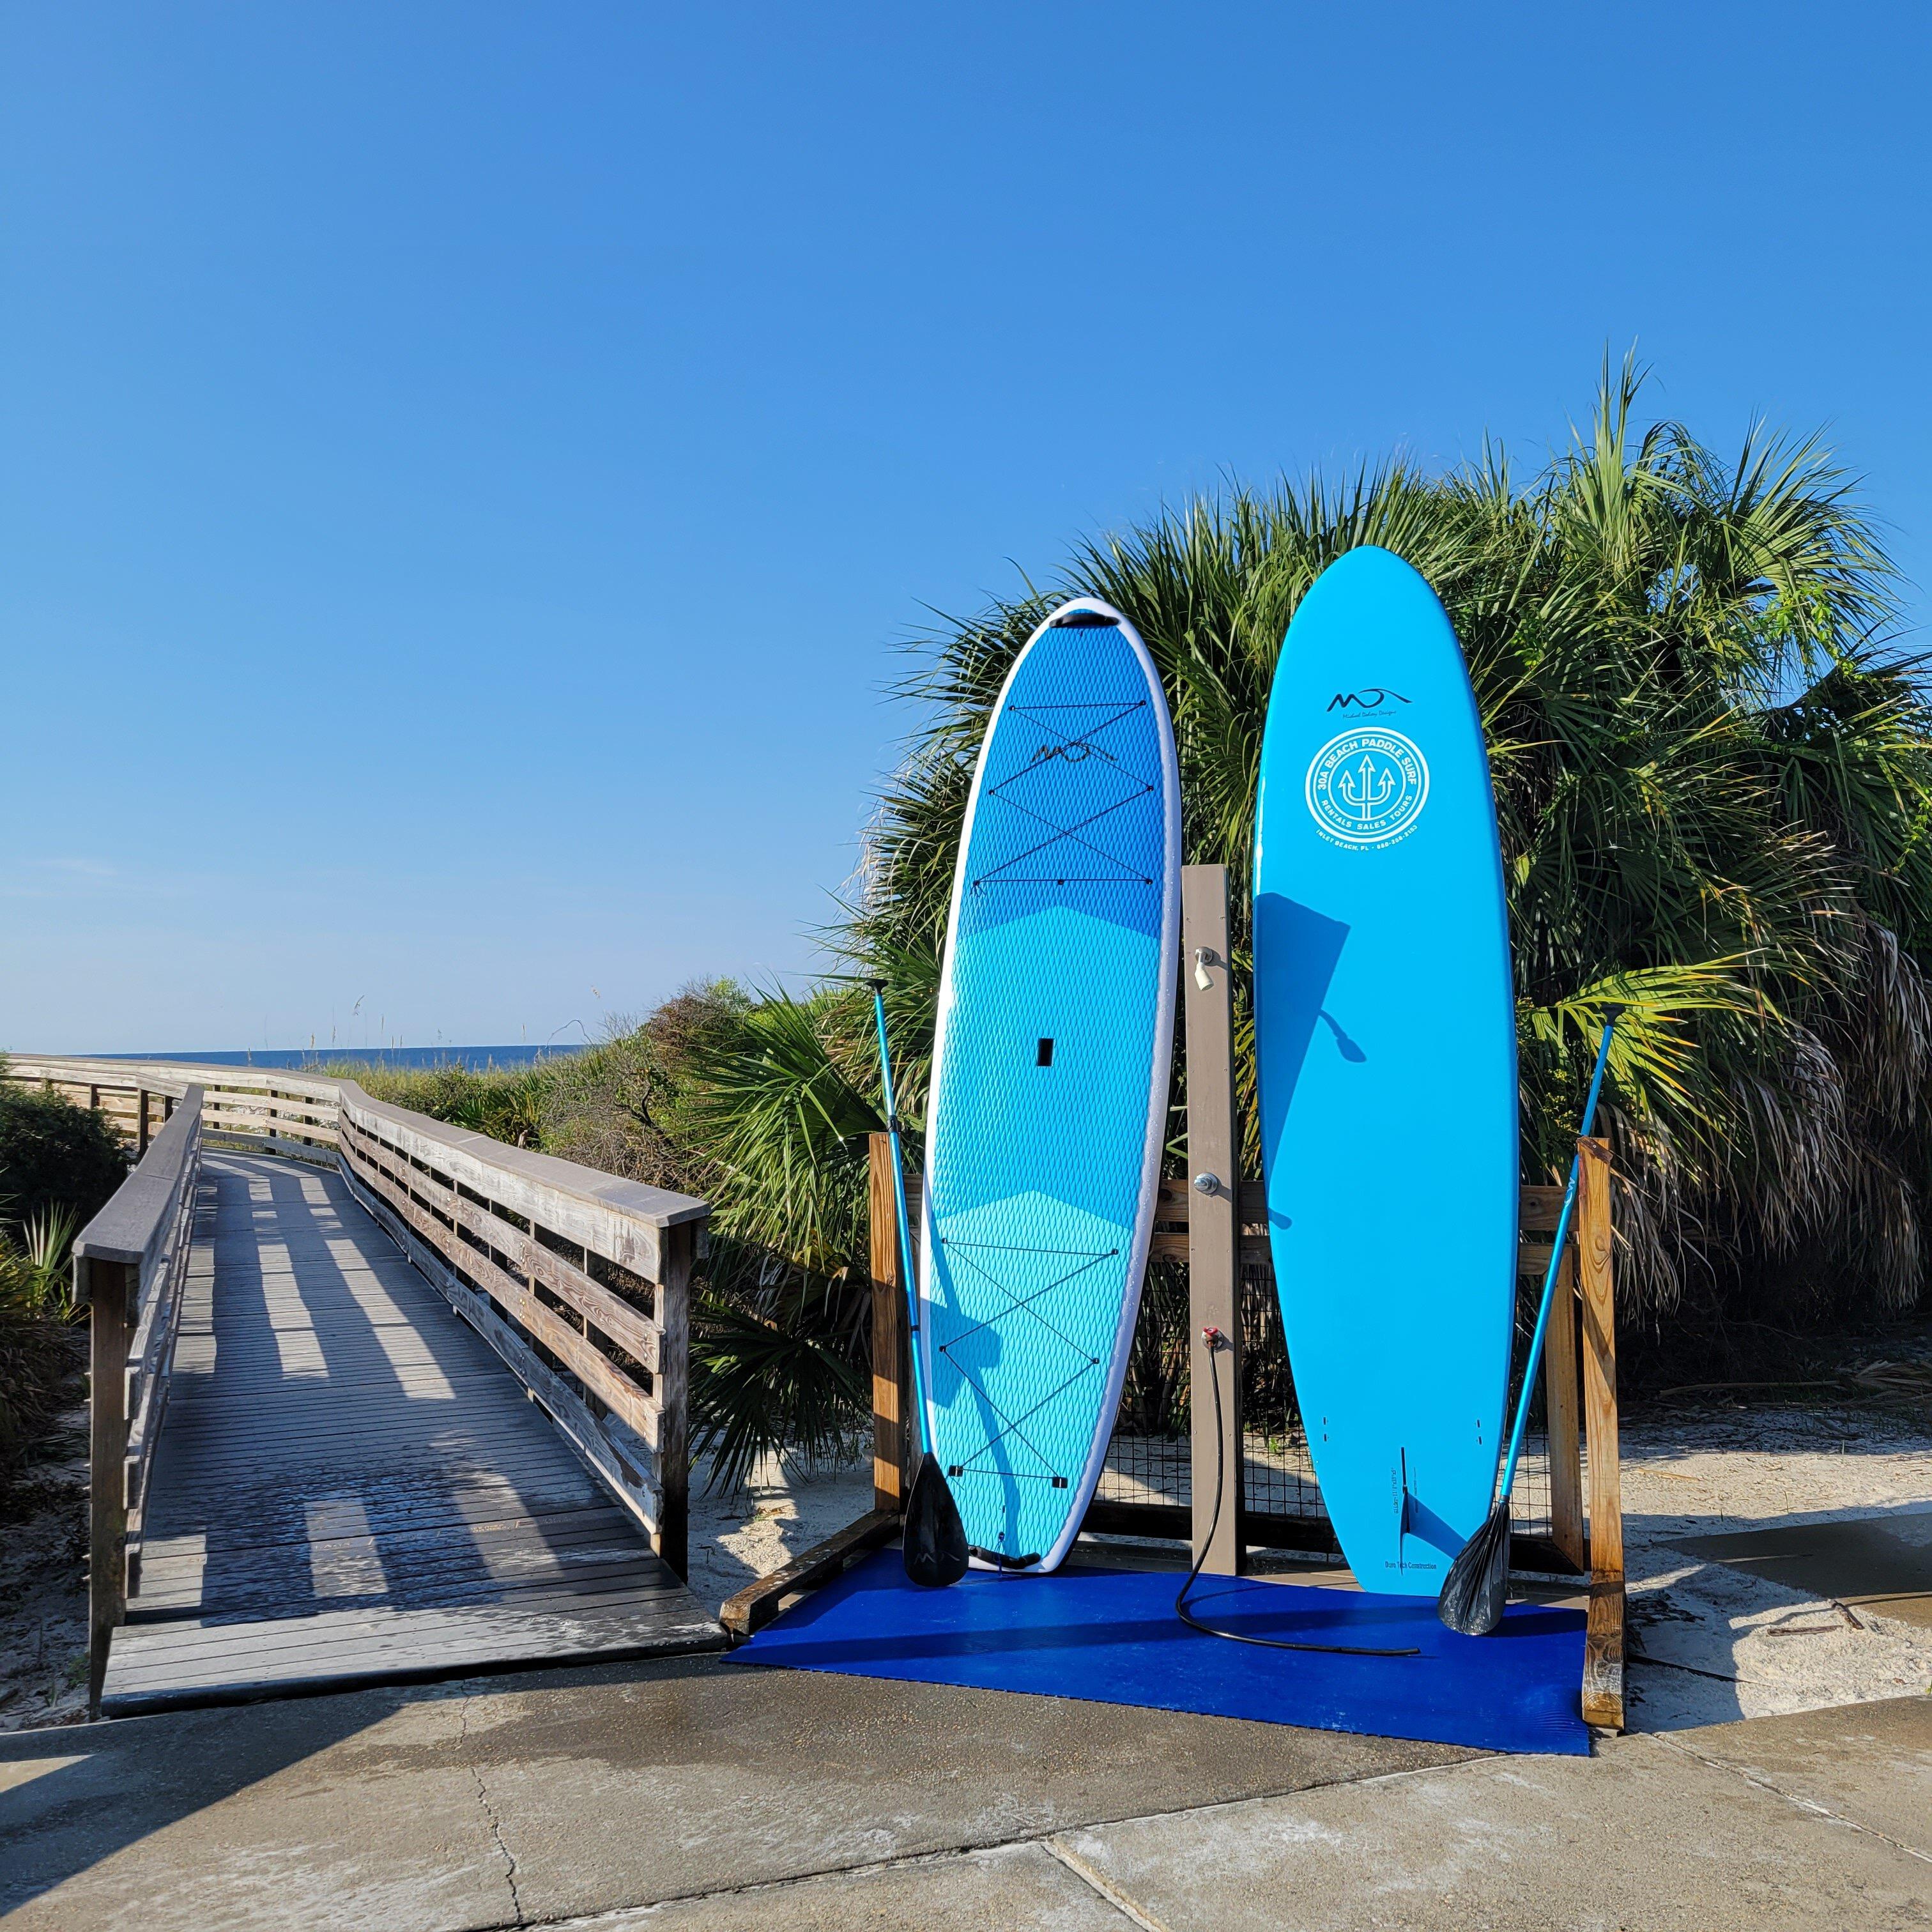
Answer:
[1254,547,1517,1595]
[920,598,1180,1574]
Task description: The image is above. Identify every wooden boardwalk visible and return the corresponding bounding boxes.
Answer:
[102,1151,719,1716]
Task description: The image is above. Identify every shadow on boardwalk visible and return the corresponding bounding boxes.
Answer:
[103,1152,716,1713]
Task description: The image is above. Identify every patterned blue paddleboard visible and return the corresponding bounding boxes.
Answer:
[1254,548,1516,1595]
[920,599,1180,1574]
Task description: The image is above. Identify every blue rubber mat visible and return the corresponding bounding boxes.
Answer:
[725,1550,1589,1756]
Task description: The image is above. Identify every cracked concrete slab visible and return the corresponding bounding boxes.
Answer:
[0,1652,1460,1931]
[0,1683,506,1932]
[1665,1693,1932,1859]
[563,1841,1138,1930]
[1055,1720,1932,1932]
[458,1695,526,1927]
[446,1660,1464,1926]
[8,1643,1927,1932]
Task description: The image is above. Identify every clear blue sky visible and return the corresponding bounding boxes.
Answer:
[4,5,1927,1052]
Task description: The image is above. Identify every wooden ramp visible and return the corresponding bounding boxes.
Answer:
[102,1152,720,1716]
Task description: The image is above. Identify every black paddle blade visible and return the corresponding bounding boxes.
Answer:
[903,1452,969,1588]
[1438,1501,1512,1636]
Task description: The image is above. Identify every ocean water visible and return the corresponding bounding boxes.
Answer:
[97,1045,585,1072]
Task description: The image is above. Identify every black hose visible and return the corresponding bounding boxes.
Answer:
[1175,1338,1420,1659]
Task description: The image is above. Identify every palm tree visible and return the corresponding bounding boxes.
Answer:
[672,358,1932,1469]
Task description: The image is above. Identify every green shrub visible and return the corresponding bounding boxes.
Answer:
[0,1081,128,1242]
[313,1060,553,1147]
[0,1194,88,1479]
[0,1287,80,1473]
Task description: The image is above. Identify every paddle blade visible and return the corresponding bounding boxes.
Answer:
[1438,1501,1512,1636]
[903,1452,969,1588]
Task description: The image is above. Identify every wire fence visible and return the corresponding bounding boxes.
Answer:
[1094,1254,1558,1546]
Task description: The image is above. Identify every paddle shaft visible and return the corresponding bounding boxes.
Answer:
[870,986,931,1429]
[1496,1018,1617,1502]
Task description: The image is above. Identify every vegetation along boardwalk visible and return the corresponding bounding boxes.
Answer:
[6,1057,721,1717]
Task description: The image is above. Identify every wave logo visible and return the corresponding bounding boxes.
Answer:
[1305,729,1429,848]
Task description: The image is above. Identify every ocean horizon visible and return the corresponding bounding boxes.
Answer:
[92,1045,585,1072]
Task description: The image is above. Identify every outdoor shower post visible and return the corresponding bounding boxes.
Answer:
[1183,864,1243,1576]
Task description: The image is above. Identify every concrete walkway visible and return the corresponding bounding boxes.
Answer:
[2,1655,1927,1931]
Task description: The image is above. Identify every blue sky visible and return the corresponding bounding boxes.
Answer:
[4,4,1927,1052]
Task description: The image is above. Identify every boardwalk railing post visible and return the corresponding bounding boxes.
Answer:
[868,1131,908,1515]
[71,1087,203,1715]
[656,1221,693,1579]
[1577,1133,1625,1729]
[82,1253,136,1719]
[1183,864,1243,1577]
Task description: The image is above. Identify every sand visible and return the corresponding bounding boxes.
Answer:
[0,1402,90,1733]
[1620,1402,1932,1729]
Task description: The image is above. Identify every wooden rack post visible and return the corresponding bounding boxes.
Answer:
[1577,1135,1624,1729]
[1183,865,1243,1576]
[868,1131,908,1514]
[1543,1241,1586,1572]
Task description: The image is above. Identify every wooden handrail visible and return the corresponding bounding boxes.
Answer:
[5,1054,339,1100]
[330,1080,702,1572]
[4,1055,343,1162]
[74,1085,204,1717]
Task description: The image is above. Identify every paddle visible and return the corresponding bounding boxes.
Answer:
[868,981,969,1589]
[1438,1012,1620,1637]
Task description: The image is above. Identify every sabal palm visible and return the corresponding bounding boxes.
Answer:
[684,360,1930,1461]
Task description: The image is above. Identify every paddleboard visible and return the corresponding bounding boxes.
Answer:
[1253,546,1517,1595]
[919,597,1180,1573]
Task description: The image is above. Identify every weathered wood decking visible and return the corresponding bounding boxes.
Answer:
[102,1151,719,1716]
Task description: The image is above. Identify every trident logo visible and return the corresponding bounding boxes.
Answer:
[1337,754,1395,823]
[1305,729,1430,847]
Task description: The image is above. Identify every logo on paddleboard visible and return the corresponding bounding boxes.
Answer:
[1326,687,1409,712]
[1305,730,1429,847]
